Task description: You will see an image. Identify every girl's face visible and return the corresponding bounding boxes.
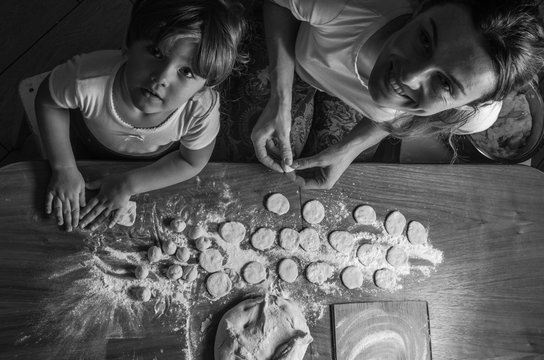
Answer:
[369,3,497,116]
[123,36,206,114]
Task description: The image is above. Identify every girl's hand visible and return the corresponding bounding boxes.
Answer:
[45,167,86,232]
[79,174,132,231]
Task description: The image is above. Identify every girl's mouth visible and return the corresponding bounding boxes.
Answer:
[141,88,163,101]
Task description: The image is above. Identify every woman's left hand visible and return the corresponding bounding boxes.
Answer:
[79,174,132,230]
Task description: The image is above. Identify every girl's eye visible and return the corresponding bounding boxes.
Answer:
[438,74,452,94]
[149,47,163,59]
[419,29,431,51]
[178,67,194,78]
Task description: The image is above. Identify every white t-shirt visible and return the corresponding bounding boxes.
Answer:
[49,50,220,156]
[274,0,501,134]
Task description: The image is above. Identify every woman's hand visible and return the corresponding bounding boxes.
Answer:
[45,167,86,231]
[79,174,132,231]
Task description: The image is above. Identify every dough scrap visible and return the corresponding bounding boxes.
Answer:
[341,266,364,289]
[302,200,325,224]
[328,231,355,254]
[219,221,246,244]
[147,246,162,263]
[242,261,267,284]
[162,240,177,256]
[167,264,183,280]
[384,211,406,236]
[170,218,186,233]
[199,249,224,273]
[353,205,376,225]
[306,262,334,285]
[175,247,190,263]
[251,227,276,250]
[278,258,299,283]
[214,295,313,360]
[386,246,408,267]
[407,221,428,245]
[374,268,397,290]
[117,201,137,227]
[299,228,320,252]
[206,271,232,298]
[356,243,383,266]
[279,228,300,251]
[266,193,290,215]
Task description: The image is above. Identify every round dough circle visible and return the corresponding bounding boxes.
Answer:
[242,261,267,284]
[162,240,177,256]
[206,271,232,298]
[266,193,290,215]
[170,218,186,233]
[384,211,406,236]
[299,228,320,252]
[357,243,383,266]
[407,221,428,245]
[302,200,325,224]
[353,205,376,225]
[199,249,224,273]
[279,228,300,251]
[328,231,355,254]
[341,266,364,289]
[306,262,334,284]
[167,264,183,280]
[386,246,408,267]
[219,221,246,244]
[374,268,397,290]
[147,246,162,263]
[251,228,276,250]
[277,258,299,283]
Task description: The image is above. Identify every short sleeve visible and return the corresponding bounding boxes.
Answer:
[455,101,502,134]
[179,91,220,150]
[271,0,348,24]
[48,55,82,109]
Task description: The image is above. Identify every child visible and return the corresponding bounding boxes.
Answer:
[35,0,246,231]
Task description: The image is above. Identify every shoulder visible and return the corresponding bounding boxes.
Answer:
[67,50,125,79]
[185,88,220,120]
[285,0,350,24]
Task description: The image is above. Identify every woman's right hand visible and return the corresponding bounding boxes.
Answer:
[45,166,86,232]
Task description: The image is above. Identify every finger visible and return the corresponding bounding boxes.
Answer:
[80,197,99,219]
[291,155,322,170]
[70,198,80,229]
[62,199,73,232]
[254,139,284,173]
[89,208,113,231]
[79,187,86,208]
[80,202,105,229]
[108,209,123,229]
[54,197,63,225]
[45,192,54,214]
[278,137,293,167]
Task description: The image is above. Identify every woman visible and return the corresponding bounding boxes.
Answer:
[251,0,544,189]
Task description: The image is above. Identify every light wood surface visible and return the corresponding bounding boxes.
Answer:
[0,161,543,360]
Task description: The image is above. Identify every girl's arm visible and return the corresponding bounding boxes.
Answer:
[251,0,300,172]
[79,140,215,230]
[35,75,85,231]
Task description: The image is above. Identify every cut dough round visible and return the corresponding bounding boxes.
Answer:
[251,228,276,250]
[279,228,300,251]
[242,261,267,284]
[407,221,428,245]
[170,218,186,233]
[299,228,320,252]
[188,225,206,240]
[195,237,212,252]
[356,243,383,266]
[162,240,177,256]
[214,295,313,360]
[384,211,406,236]
[266,193,290,215]
[277,258,299,283]
[374,268,397,290]
[175,247,190,263]
[353,205,376,225]
[302,200,325,224]
[199,249,224,273]
[306,262,334,285]
[328,231,355,254]
[167,264,183,280]
[341,266,364,289]
[206,271,232,298]
[219,221,246,244]
[147,246,162,263]
[386,246,408,267]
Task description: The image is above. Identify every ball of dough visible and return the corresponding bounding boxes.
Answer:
[302,200,325,224]
[117,201,137,227]
[356,243,383,266]
[266,193,290,215]
[206,271,232,298]
[278,258,299,283]
[407,221,428,245]
[384,211,406,236]
[242,261,267,284]
[219,221,246,244]
[306,262,334,285]
[136,287,151,301]
[299,228,320,252]
[279,228,300,251]
[214,295,313,360]
[195,237,212,252]
[353,205,376,225]
[374,268,397,290]
[251,228,276,250]
[188,225,206,240]
[199,249,224,273]
[134,265,149,280]
[182,265,198,282]
[175,247,190,263]
[167,264,183,280]
[162,240,177,256]
[147,246,162,263]
[170,218,186,233]
[341,266,364,289]
[328,231,355,254]
[386,246,408,267]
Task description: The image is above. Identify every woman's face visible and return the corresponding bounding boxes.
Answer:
[369,3,497,116]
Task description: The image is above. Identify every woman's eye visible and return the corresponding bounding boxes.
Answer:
[420,30,431,51]
[178,67,194,78]
[438,74,452,93]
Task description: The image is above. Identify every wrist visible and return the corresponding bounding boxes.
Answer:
[50,163,78,173]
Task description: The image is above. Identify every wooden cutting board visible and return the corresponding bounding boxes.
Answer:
[332,301,431,360]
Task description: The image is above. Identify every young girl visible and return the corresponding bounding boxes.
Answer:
[36,0,246,231]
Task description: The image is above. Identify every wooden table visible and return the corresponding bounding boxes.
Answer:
[1,161,543,359]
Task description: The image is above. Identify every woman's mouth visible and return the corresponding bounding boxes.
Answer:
[388,68,407,97]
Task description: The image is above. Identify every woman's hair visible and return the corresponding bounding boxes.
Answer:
[126,0,247,86]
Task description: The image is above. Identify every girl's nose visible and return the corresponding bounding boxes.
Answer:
[151,64,174,87]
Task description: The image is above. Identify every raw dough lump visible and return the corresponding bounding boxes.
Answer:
[147,246,162,263]
[170,218,186,233]
[374,268,397,290]
[162,240,177,256]
[328,231,355,254]
[407,221,428,245]
[298,228,320,252]
[167,264,183,280]
[266,193,290,215]
[214,295,313,360]
[117,201,137,227]
[182,265,198,282]
[251,227,276,250]
[136,287,151,301]
[219,221,246,244]
[384,211,406,236]
[386,246,408,267]
[278,258,299,283]
[357,243,383,266]
[242,261,267,284]
[206,271,232,298]
[341,266,364,289]
[279,228,300,251]
[302,200,325,224]
[134,265,149,280]
[306,262,334,285]
[199,249,224,273]
[353,205,376,225]
[188,225,206,240]
[195,237,212,251]
[175,247,190,262]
